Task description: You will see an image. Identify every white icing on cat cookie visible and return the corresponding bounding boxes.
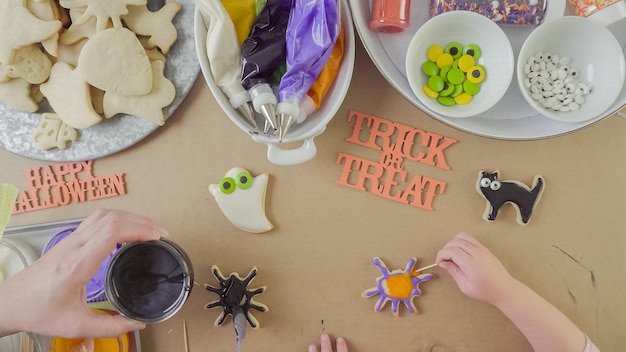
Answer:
[209,167,273,234]
[476,170,544,226]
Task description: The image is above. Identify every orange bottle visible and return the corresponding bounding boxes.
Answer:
[369,0,411,33]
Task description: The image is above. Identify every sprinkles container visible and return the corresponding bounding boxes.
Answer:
[429,0,547,26]
[569,0,626,26]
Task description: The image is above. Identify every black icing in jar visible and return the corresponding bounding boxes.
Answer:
[105,239,193,323]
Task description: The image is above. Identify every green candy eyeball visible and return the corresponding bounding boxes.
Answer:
[463,44,481,60]
[428,75,445,92]
[439,82,455,97]
[445,42,463,59]
[451,84,464,97]
[437,96,456,106]
[463,80,481,95]
[235,170,253,189]
[422,61,439,76]
[220,177,236,194]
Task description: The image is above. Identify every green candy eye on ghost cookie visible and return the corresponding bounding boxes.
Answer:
[209,167,273,233]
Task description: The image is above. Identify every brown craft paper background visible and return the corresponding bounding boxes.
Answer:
[2,40,626,351]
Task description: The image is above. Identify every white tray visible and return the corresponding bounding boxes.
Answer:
[3,218,142,352]
[349,0,626,139]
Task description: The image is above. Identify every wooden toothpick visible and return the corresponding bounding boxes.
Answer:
[415,263,439,273]
[183,320,189,352]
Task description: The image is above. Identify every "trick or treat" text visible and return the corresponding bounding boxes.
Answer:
[336,111,457,211]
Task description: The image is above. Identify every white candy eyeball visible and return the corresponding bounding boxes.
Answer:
[490,180,501,191]
[544,52,553,62]
[569,68,579,78]
[480,178,491,188]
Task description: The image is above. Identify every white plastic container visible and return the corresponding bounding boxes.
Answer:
[0,238,43,352]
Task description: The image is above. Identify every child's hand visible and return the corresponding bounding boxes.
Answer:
[436,232,517,305]
[308,334,348,352]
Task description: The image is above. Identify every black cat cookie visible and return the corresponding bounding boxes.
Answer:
[476,170,544,225]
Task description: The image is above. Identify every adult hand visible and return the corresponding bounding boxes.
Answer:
[0,209,169,338]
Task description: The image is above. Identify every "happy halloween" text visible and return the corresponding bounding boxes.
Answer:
[13,160,126,214]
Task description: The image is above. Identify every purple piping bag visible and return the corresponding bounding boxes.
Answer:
[241,0,291,131]
[195,0,256,128]
[276,0,340,141]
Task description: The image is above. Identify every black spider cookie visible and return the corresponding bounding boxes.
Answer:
[204,265,268,329]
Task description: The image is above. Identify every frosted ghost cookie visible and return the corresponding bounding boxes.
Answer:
[476,170,545,225]
[208,167,273,233]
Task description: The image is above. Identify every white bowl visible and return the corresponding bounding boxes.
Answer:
[195,0,354,165]
[517,16,625,123]
[405,11,514,118]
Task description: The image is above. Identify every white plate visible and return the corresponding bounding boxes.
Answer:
[0,0,199,161]
[349,0,626,139]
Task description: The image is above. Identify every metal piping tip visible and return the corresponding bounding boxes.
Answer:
[259,104,277,130]
[278,113,294,142]
[263,120,275,134]
[238,103,257,128]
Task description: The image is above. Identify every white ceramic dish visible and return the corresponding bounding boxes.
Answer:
[349,0,626,140]
[517,16,625,123]
[195,0,355,165]
[0,0,199,162]
[406,11,514,118]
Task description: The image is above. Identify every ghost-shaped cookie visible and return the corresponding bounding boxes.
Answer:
[209,167,273,234]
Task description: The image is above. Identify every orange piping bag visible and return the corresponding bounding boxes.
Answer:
[300,24,345,117]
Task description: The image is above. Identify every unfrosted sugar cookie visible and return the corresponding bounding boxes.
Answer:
[208,167,273,233]
[362,257,434,316]
[476,170,545,225]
